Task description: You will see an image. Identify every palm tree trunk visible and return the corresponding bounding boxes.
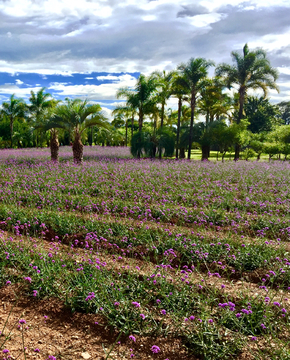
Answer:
[201,145,210,161]
[158,102,165,160]
[139,109,143,132]
[137,109,143,159]
[89,127,93,146]
[188,90,196,160]
[179,148,185,159]
[10,116,13,148]
[235,86,246,160]
[125,121,128,147]
[50,129,59,162]
[160,102,165,129]
[72,131,84,164]
[176,97,182,160]
[131,115,134,141]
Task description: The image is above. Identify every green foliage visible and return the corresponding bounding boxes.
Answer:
[277,101,290,125]
[184,323,242,359]
[156,128,175,157]
[130,129,175,158]
[130,131,146,157]
[245,96,281,133]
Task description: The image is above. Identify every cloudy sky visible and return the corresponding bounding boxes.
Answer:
[0,0,290,118]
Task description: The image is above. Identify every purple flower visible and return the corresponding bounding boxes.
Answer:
[241,309,249,315]
[161,309,166,315]
[261,323,266,329]
[19,319,26,324]
[189,315,195,321]
[129,335,136,342]
[140,313,146,320]
[151,345,160,353]
[2,349,9,354]
[251,336,257,341]
[34,348,40,352]
[24,277,32,283]
[6,281,11,285]
[273,302,280,307]
[132,301,140,308]
[208,319,213,323]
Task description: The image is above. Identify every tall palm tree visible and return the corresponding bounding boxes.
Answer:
[150,70,176,159]
[1,94,26,148]
[196,77,233,160]
[117,74,158,158]
[29,87,57,147]
[112,105,135,147]
[197,77,231,123]
[117,74,157,133]
[150,70,175,128]
[47,99,109,163]
[178,58,215,159]
[215,43,279,160]
[34,106,60,162]
[171,73,190,159]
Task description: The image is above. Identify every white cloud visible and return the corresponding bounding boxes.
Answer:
[15,79,24,85]
[47,74,137,100]
[96,75,120,81]
[0,84,43,97]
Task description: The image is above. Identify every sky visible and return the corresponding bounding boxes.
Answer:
[0,0,290,119]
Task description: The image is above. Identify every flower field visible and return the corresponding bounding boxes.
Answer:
[1,147,290,359]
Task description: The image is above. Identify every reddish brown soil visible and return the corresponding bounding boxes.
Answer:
[0,286,195,360]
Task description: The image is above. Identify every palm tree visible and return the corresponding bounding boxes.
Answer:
[171,73,190,159]
[117,74,158,158]
[112,105,135,147]
[196,77,233,160]
[215,43,279,160]
[150,70,175,128]
[178,58,215,159]
[29,87,57,147]
[150,70,176,158]
[47,99,109,163]
[1,94,26,148]
[34,106,60,162]
[197,77,231,123]
[117,74,157,132]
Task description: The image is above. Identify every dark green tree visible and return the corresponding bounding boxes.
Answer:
[216,43,279,160]
[1,94,26,148]
[245,96,281,133]
[47,99,109,163]
[178,58,214,159]
[277,101,290,125]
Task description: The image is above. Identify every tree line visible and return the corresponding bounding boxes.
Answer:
[1,43,290,162]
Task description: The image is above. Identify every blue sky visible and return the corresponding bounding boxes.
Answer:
[0,72,140,117]
[0,0,290,119]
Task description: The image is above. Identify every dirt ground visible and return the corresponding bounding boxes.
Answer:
[0,285,194,360]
